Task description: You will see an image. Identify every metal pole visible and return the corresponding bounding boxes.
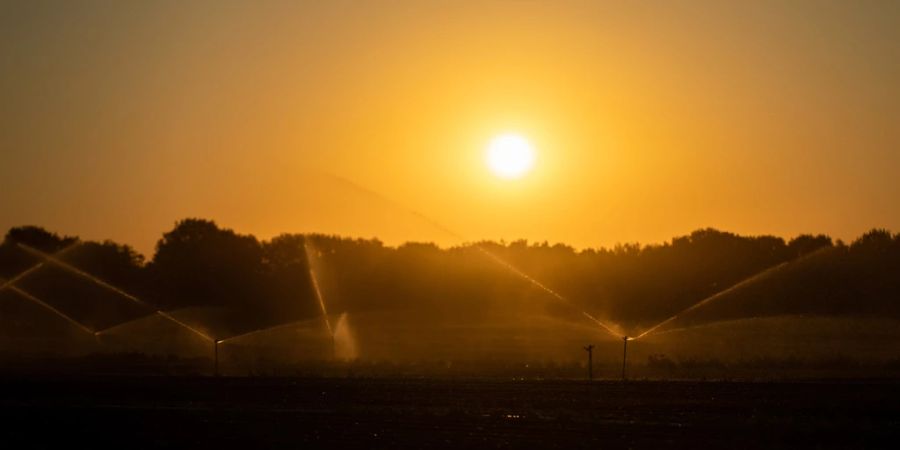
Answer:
[214,340,219,376]
[584,345,594,381]
[621,337,628,381]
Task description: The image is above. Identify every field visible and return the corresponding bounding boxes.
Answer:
[2,376,898,449]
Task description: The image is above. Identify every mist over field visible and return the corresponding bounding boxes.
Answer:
[1,220,897,378]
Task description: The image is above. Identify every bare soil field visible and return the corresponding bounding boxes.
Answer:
[1,376,898,449]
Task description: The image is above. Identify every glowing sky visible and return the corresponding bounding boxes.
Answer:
[2,1,899,255]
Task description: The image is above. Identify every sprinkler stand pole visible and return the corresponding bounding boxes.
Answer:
[214,340,219,376]
[584,345,594,381]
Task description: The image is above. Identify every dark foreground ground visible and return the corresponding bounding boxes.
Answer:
[1,376,898,449]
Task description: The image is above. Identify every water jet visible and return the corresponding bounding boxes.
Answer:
[0,243,95,335]
[319,174,625,340]
[0,242,81,292]
[631,251,829,341]
[17,243,215,344]
[304,241,335,357]
[475,247,622,339]
[1,282,94,335]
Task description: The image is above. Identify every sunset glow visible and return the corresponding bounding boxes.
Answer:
[1,3,899,444]
[0,2,898,253]
[486,134,535,179]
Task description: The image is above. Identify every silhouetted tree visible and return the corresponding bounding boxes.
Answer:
[788,234,833,257]
[0,226,78,279]
[4,226,77,253]
[149,219,266,315]
[851,228,894,253]
[261,234,318,319]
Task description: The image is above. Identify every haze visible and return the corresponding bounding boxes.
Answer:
[2,1,899,255]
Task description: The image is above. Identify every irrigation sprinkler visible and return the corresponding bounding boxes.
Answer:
[304,241,343,360]
[584,344,594,381]
[308,176,626,340]
[0,242,81,293]
[476,248,622,339]
[0,243,95,335]
[1,282,94,335]
[304,242,336,348]
[621,336,630,381]
[632,257,814,341]
[18,243,215,344]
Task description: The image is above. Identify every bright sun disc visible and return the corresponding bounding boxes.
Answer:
[486,134,535,179]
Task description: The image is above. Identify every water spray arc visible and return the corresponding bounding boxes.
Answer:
[17,243,223,373]
[0,242,82,292]
[605,251,833,383]
[476,248,622,339]
[304,242,335,357]
[18,243,214,343]
[1,282,95,335]
[0,243,95,335]
[631,248,831,343]
[632,255,819,341]
[217,319,308,345]
[322,172,624,340]
[213,242,338,364]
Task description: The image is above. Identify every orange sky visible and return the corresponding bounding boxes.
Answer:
[2,1,899,255]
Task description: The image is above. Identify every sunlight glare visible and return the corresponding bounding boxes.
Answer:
[486,134,535,179]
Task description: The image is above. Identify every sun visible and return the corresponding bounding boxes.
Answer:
[485,134,535,179]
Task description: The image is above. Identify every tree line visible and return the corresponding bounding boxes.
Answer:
[0,219,897,338]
